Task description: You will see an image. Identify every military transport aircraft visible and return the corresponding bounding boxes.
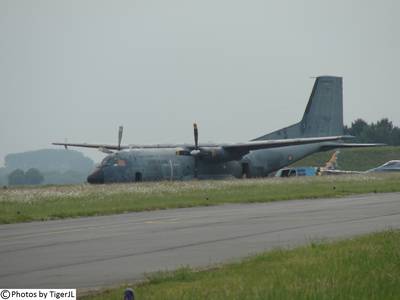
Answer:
[53,76,381,183]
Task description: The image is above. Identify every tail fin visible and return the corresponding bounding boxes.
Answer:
[253,76,344,140]
[324,150,340,170]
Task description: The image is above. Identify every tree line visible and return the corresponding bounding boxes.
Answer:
[8,168,44,186]
[344,118,400,145]
[0,149,94,186]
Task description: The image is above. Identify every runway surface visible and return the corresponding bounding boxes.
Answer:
[1,192,400,289]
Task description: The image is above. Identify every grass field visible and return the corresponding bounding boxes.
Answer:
[1,173,400,224]
[82,230,400,300]
[291,146,400,171]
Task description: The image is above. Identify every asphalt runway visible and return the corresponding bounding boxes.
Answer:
[1,193,400,290]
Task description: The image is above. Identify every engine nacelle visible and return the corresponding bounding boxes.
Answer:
[176,147,239,163]
[199,148,236,163]
[175,147,191,156]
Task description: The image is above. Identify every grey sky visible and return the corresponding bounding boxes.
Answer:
[1,0,399,165]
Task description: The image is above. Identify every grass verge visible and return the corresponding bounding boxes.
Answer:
[82,230,400,300]
[1,173,400,224]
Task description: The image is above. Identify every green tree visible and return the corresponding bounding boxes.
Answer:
[372,118,394,144]
[345,118,400,145]
[25,168,44,185]
[8,169,26,186]
[349,118,368,137]
[392,127,400,145]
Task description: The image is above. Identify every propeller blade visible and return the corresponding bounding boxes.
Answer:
[193,123,198,150]
[193,123,199,178]
[118,126,123,151]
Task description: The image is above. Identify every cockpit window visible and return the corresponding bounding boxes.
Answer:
[101,156,127,167]
[117,159,127,166]
[101,157,115,166]
[383,161,398,167]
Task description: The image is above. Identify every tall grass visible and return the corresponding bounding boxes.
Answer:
[1,174,400,224]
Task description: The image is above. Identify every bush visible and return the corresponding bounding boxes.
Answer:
[25,168,44,185]
[8,169,26,186]
[7,168,44,186]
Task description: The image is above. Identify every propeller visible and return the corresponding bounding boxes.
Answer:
[191,123,200,178]
[194,123,198,150]
[118,125,123,151]
[96,126,123,154]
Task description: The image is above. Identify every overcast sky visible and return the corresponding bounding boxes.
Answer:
[1,0,399,165]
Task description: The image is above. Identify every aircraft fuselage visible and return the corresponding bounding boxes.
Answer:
[88,143,323,183]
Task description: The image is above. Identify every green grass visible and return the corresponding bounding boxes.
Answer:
[1,173,400,224]
[291,146,400,171]
[82,230,400,300]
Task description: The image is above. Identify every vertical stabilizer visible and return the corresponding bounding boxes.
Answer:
[254,76,344,140]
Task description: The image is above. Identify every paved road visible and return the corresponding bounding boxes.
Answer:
[1,193,399,289]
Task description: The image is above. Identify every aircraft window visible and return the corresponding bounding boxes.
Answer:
[101,157,111,166]
[117,159,127,167]
[101,157,117,166]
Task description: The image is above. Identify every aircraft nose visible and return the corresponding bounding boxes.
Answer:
[87,169,104,184]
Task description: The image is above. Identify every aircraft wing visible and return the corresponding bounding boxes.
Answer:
[319,142,386,151]
[52,142,211,150]
[53,136,348,153]
[52,142,123,150]
[320,169,364,175]
[219,136,350,155]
